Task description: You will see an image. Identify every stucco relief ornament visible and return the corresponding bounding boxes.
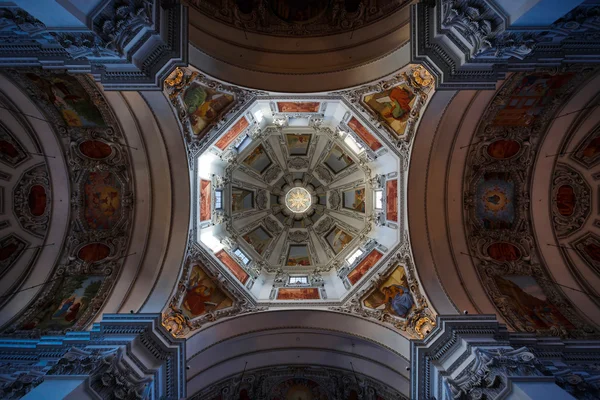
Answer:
[328,190,341,209]
[446,347,543,400]
[551,163,591,238]
[12,164,51,238]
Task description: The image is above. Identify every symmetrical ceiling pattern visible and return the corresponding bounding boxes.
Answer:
[161,65,438,340]
[462,67,600,338]
[0,70,134,335]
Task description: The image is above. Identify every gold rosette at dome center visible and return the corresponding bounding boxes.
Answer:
[285,187,312,213]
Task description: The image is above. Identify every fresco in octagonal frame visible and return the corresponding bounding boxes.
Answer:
[181,265,233,319]
[363,84,416,137]
[82,172,122,231]
[183,82,234,136]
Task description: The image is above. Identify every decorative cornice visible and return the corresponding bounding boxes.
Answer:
[0,1,188,90]
[411,0,600,89]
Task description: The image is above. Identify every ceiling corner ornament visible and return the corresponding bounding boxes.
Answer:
[462,67,600,338]
[164,67,265,154]
[332,64,434,147]
[329,251,436,339]
[12,164,51,238]
[2,70,134,336]
[163,252,265,338]
[551,163,591,238]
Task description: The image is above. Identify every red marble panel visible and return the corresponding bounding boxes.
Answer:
[215,117,249,150]
[347,117,382,151]
[276,288,320,300]
[347,250,383,285]
[386,179,398,221]
[215,250,249,284]
[277,102,320,113]
[200,179,211,221]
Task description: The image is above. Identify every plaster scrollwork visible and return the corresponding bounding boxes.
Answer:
[190,365,408,400]
[551,163,591,238]
[445,347,543,399]
[328,190,341,209]
[263,164,282,184]
[12,164,51,238]
[287,157,309,170]
[288,230,309,243]
[314,165,333,183]
[256,189,268,210]
[314,216,334,235]
[264,216,282,236]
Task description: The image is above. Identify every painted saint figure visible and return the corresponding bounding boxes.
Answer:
[183,284,213,316]
[53,296,75,318]
[379,87,414,122]
[382,284,414,317]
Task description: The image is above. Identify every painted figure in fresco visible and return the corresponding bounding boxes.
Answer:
[330,229,352,252]
[379,87,414,122]
[53,296,75,318]
[184,85,231,135]
[25,73,105,127]
[64,302,81,322]
[183,284,213,316]
[486,193,501,205]
[381,285,414,317]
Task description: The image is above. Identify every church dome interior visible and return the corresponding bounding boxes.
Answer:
[1,0,600,399]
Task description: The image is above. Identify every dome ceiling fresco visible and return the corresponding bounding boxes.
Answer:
[161,65,438,338]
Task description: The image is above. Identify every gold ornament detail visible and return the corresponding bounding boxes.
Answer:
[412,65,434,88]
[285,187,312,213]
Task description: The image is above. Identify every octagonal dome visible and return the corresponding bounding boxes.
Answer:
[162,63,436,339]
